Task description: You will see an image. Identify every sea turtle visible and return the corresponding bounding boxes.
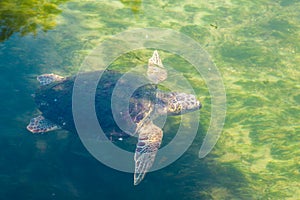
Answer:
[27,50,201,185]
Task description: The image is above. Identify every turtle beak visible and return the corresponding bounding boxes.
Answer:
[196,99,202,109]
[183,94,201,112]
[186,93,200,107]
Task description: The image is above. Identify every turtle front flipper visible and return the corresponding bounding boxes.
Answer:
[27,115,60,133]
[147,50,167,84]
[134,121,163,185]
[37,73,64,86]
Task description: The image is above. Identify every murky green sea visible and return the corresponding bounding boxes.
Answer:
[0,0,299,199]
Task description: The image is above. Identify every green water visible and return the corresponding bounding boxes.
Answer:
[0,0,299,199]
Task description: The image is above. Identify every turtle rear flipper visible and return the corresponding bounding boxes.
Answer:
[37,73,64,86]
[27,115,60,133]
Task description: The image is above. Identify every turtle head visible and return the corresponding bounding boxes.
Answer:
[164,92,201,115]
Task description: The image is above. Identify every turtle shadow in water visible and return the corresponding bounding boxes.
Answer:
[164,125,251,199]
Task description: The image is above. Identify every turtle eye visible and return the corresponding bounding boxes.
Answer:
[177,105,182,111]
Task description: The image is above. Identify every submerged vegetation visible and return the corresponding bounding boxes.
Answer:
[0,0,68,42]
[120,0,142,14]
